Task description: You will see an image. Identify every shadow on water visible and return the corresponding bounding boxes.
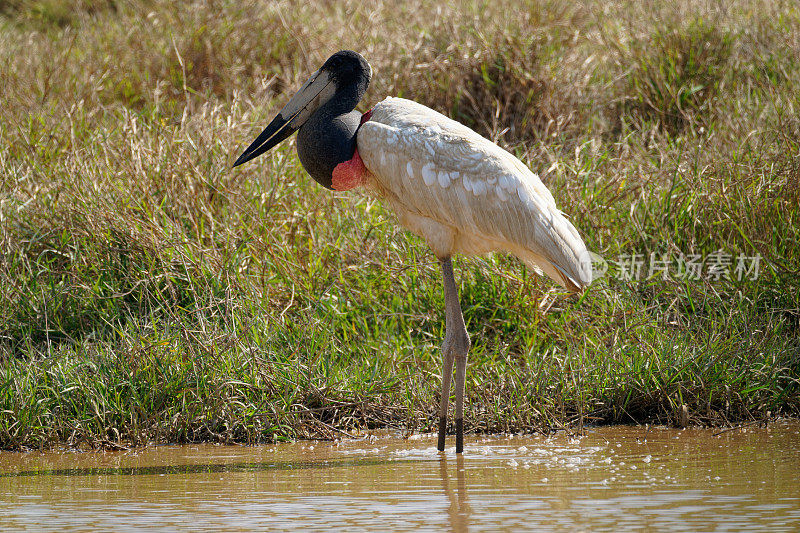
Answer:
[0,457,424,478]
[440,454,471,533]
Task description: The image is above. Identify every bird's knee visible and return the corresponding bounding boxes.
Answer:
[443,329,470,359]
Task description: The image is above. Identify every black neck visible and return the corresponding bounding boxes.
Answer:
[296,78,369,189]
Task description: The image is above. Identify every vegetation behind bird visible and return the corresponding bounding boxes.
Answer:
[0,0,798,449]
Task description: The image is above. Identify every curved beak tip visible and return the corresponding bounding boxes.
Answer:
[232,152,250,168]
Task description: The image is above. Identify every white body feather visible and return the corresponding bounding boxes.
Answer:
[357,97,592,291]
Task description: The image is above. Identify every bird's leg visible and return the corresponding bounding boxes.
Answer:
[438,342,455,452]
[438,258,471,453]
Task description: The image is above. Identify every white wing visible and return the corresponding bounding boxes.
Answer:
[358,97,591,291]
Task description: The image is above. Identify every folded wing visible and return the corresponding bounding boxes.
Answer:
[357,97,592,291]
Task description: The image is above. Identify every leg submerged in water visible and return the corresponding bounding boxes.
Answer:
[437,258,471,453]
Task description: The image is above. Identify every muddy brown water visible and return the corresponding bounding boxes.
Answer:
[1,422,798,532]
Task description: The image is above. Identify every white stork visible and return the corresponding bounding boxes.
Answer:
[234,50,592,454]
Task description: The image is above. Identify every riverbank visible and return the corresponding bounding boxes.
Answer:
[1,0,798,450]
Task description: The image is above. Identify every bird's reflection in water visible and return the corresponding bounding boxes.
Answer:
[439,454,471,533]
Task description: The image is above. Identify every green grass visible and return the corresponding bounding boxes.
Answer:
[1,0,798,449]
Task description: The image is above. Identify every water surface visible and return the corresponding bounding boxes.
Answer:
[1,421,798,531]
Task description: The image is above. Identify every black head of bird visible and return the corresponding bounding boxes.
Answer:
[233,50,371,190]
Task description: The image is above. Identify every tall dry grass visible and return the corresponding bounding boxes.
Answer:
[0,0,798,449]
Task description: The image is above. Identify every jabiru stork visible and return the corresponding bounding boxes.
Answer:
[234,50,592,454]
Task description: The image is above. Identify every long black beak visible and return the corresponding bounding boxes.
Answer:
[233,68,336,167]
